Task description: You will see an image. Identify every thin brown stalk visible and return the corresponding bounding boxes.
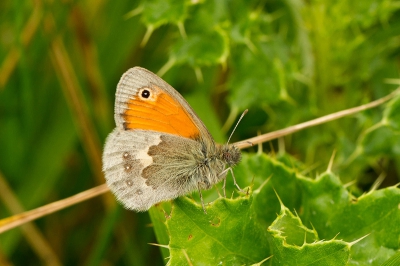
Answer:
[0,171,61,265]
[70,6,113,131]
[0,184,109,234]
[234,87,400,149]
[0,2,42,89]
[47,19,104,185]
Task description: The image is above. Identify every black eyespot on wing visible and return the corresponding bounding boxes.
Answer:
[141,89,150,98]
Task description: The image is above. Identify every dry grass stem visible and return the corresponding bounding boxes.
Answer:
[0,184,109,234]
[235,87,400,149]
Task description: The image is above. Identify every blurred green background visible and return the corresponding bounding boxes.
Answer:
[0,0,399,265]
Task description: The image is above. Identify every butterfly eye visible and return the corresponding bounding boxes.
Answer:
[141,89,151,99]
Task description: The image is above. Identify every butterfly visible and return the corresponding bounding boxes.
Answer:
[102,67,242,212]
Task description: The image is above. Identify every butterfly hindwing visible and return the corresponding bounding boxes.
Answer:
[103,129,223,211]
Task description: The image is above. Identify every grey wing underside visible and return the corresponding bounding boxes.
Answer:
[102,128,203,211]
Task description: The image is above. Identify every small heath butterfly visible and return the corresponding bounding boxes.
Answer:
[102,67,242,212]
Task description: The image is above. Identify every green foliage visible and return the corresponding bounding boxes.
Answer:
[0,0,399,265]
[381,252,400,266]
[151,154,399,265]
[384,96,400,131]
[167,196,269,265]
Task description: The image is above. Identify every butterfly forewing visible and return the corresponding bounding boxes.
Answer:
[114,67,214,142]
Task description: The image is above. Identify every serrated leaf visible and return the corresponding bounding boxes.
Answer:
[166,195,270,265]
[268,203,350,265]
[269,203,318,246]
[151,153,399,265]
[235,153,302,226]
[299,172,400,265]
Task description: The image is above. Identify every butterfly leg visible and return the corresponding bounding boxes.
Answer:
[222,177,227,198]
[229,167,244,192]
[219,167,244,192]
[197,183,207,214]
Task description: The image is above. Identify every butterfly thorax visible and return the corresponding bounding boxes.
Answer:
[196,137,241,167]
[190,139,240,189]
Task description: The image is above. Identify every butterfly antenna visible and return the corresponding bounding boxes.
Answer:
[227,109,248,144]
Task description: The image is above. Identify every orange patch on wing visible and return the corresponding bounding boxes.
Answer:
[122,89,200,139]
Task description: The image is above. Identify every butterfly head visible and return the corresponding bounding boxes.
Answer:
[219,144,241,167]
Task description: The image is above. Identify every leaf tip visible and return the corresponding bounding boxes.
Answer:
[254,174,272,194]
[251,255,273,266]
[327,149,337,173]
[349,233,370,247]
[148,242,170,249]
[272,187,285,211]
